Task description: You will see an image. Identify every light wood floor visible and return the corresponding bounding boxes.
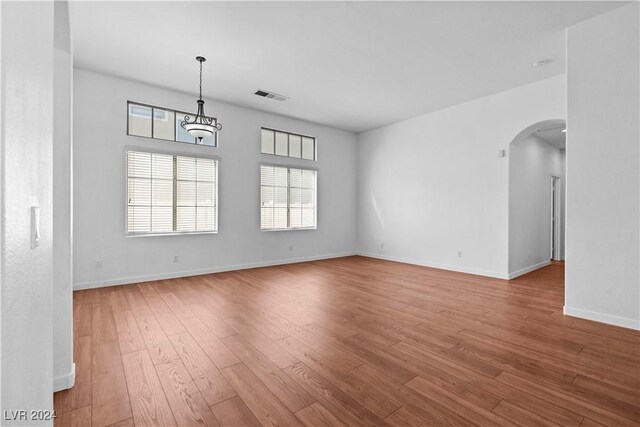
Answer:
[54,256,640,427]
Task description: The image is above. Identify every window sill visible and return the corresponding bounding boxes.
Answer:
[126,231,218,237]
[261,227,317,232]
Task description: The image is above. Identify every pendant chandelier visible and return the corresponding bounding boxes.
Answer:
[181,56,222,141]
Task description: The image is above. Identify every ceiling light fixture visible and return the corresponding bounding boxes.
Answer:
[181,56,222,141]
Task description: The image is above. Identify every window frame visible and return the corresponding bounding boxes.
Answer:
[260,127,317,161]
[127,100,219,148]
[125,147,220,237]
[259,162,318,232]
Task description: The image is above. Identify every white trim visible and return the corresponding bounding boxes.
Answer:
[357,252,509,279]
[261,227,317,232]
[550,175,561,261]
[564,306,640,331]
[124,144,221,161]
[126,230,219,238]
[74,252,357,290]
[507,260,551,279]
[53,363,76,392]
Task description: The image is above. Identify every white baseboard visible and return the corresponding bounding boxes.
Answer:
[53,363,75,392]
[72,250,639,332]
[357,252,509,279]
[74,252,357,290]
[507,260,551,279]
[564,306,640,330]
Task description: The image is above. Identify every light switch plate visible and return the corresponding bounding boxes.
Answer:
[31,206,40,248]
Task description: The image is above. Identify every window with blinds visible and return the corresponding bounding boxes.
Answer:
[260,165,316,230]
[127,151,218,234]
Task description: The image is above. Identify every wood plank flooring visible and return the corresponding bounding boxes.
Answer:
[54,256,640,426]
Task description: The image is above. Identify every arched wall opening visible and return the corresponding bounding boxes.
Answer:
[508,119,566,279]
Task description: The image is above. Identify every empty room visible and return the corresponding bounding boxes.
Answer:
[1,1,639,426]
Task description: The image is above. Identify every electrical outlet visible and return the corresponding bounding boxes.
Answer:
[173,255,179,263]
[381,242,385,249]
[289,246,293,252]
[458,251,462,258]
[96,260,103,268]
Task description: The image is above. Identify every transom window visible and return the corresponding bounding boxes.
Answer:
[127,101,218,147]
[260,165,317,230]
[261,128,316,160]
[127,150,218,234]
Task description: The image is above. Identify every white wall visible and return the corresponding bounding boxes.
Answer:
[53,1,74,392]
[509,134,564,276]
[356,75,566,279]
[0,2,55,424]
[566,3,639,329]
[73,69,357,288]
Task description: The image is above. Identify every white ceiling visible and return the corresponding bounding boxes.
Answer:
[536,125,566,149]
[70,1,624,133]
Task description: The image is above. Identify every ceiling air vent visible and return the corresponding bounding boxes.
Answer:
[255,89,288,102]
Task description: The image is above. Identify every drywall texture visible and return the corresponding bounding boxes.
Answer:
[357,75,566,278]
[1,2,55,423]
[566,3,640,329]
[509,134,564,276]
[73,69,357,288]
[53,0,74,391]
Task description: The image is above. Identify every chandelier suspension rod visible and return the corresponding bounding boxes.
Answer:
[199,57,203,101]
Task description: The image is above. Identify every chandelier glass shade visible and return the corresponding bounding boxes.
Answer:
[181,56,222,141]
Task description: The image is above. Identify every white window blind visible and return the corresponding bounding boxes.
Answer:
[127,151,217,234]
[260,165,316,230]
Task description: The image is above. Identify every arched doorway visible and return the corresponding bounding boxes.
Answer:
[508,119,566,279]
